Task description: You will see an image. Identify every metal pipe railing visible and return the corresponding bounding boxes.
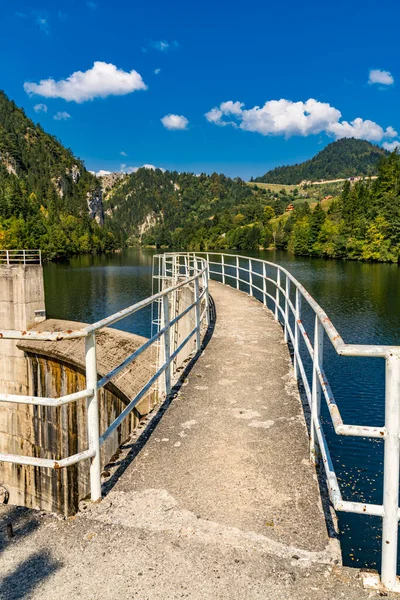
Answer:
[0,254,208,508]
[0,249,41,265]
[182,251,400,593]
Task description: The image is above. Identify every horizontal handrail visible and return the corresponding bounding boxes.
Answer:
[0,388,93,407]
[0,264,207,341]
[0,249,42,265]
[188,252,399,359]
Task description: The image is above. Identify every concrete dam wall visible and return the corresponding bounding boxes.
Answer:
[1,319,156,515]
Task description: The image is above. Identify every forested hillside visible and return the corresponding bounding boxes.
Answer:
[1,91,399,263]
[104,168,288,250]
[0,91,119,258]
[255,138,386,184]
[277,151,400,262]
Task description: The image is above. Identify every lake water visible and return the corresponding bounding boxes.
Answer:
[43,248,400,572]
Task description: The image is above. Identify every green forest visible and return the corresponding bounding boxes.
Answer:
[1,90,400,263]
[0,91,119,258]
[280,152,400,262]
[254,138,386,184]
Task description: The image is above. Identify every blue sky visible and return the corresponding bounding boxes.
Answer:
[1,0,399,178]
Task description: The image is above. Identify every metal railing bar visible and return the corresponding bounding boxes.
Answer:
[0,448,95,469]
[96,292,203,390]
[99,363,167,446]
[180,252,398,359]
[0,263,207,341]
[316,364,387,439]
[0,388,93,407]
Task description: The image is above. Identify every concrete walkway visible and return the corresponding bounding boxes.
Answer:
[0,282,387,598]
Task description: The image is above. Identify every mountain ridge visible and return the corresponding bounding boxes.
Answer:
[254,138,387,185]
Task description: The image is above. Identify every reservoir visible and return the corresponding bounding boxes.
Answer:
[43,248,400,571]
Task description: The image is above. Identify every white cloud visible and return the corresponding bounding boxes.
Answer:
[93,169,112,176]
[120,163,165,174]
[120,151,127,156]
[144,40,179,53]
[161,114,189,130]
[328,118,396,142]
[383,141,400,151]
[154,68,161,75]
[36,17,49,34]
[53,111,71,121]
[205,98,397,143]
[153,40,169,51]
[24,61,147,103]
[368,69,394,86]
[34,103,47,113]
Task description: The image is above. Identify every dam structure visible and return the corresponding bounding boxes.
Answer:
[0,251,400,597]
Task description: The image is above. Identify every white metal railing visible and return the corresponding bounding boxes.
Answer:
[179,251,399,593]
[0,249,42,265]
[0,254,208,507]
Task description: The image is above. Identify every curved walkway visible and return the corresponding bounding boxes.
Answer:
[0,281,383,599]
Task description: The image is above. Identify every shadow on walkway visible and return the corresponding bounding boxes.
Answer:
[0,550,60,600]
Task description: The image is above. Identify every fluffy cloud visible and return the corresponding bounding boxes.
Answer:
[205,98,397,143]
[328,119,396,142]
[120,163,165,174]
[383,141,400,151]
[154,68,161,75]
[24,61,147,103]
[120,151,127,156]
[53,111,71,121]
[368,69,394,86]
[161,114,189,130]
[34,103,47,113]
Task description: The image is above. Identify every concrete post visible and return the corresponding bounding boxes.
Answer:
[0,263,46,395]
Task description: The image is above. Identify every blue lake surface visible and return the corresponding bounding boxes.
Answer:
[43,248,400,572]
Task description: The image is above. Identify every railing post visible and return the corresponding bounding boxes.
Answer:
[249,259,253,297]
[236,256,239,290]
[162,293,171,396]
[221,255,225,285]
[310,316,324,464]
[194,275,201,351]
[204,260,210,327]
[274,268,280,320]
[23,249,26,265]
[6,250,9,265]
[262,262,266,306]
[294,288,301,379]
[85,333,101,503]
[381,353,400,591]
[284,276,290,343]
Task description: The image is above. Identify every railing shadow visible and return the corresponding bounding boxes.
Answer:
[101,294,217,497]
[0,505,61,599]
[0,550,60,600]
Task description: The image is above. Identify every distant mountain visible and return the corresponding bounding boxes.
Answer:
[0,91,118,258]
[254,138,388,185]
